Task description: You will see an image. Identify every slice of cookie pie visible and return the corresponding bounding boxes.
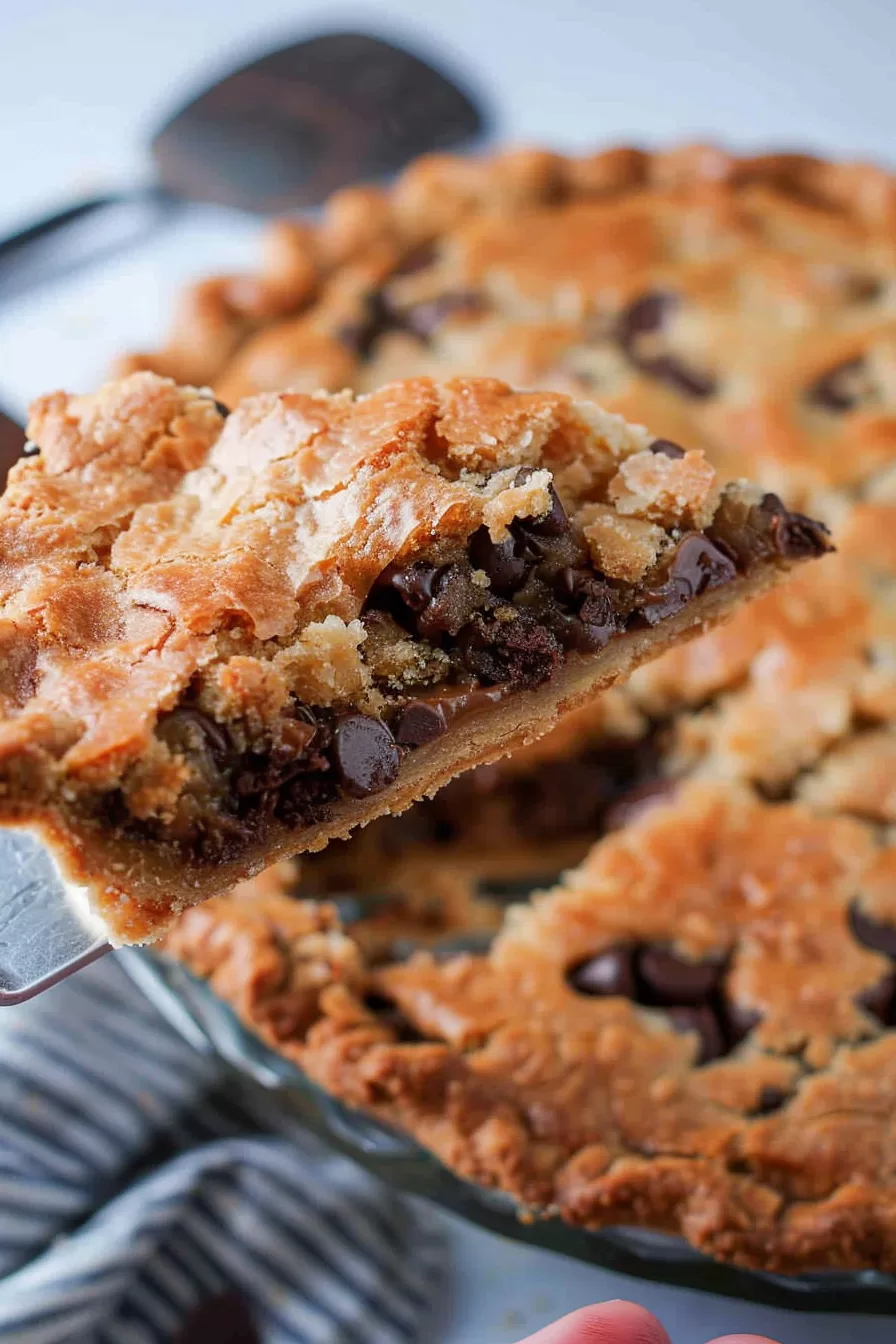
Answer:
[0,372,828,940]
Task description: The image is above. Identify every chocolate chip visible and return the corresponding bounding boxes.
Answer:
[638,534,736,626]
[758,493,831,560]
[667,1005,726,1065]
[362,992,424,1042]
[174,1291,259,1344]
[340,285,484,355]
[616,292,717,400]
[22,440,41,457]
[393,700,446,747]
[636,946,725,1006]
[707,491,830,571]
[577,584,618,648]
[602,778,676,832]
[376,560,444,613]
[554,568,618,649]
[468,525,531,595]
[417,563,488,640]
[213,400,231,418]
[568,946,636,999]
[337,291,396,359]
[402,290,485,340]
[457,608,561,690]
[849,902,896,958]
[650,438,686,459]
[753,1085,788,1115]
[856,971,896,1024]
[617,291,674,344]
[646,357,718,400]
[371,560,485,640]
[512,473,568,538]
[726,1002,762,1047]
[333,714,400,798]
[806,355,867,412]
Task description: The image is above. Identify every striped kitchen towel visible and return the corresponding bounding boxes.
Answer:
[0,957,445,1344]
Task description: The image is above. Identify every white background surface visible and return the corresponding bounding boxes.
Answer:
[2,3,896,1339]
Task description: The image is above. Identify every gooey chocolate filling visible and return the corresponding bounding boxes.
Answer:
[102,467,829,863]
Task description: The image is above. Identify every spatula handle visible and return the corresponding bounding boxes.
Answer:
[0,185,176,302]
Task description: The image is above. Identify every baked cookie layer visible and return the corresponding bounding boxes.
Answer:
[166,781,896,1274]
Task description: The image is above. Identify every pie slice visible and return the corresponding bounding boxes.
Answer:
[0,372,829,941]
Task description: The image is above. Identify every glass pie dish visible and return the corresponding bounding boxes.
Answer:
[121,939,896,1316]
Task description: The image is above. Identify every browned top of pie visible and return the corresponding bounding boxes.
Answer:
[166,780,896,1273]
[117,143,896,808]
[119,144,896,518]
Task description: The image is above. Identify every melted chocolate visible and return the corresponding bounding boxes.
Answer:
[392,684,510,747]
[806,355,867,412]
[638,534,736,626]
[569,946,636,998]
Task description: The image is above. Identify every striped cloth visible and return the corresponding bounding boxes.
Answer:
[0,958,445,1344]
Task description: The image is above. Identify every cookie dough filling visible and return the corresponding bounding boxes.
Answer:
[0,373,827,940]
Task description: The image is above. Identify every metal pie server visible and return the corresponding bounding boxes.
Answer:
[0,833,110,1004]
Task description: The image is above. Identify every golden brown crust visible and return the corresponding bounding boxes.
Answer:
[165,782,896,1273]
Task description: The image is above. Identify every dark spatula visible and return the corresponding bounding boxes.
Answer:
[0,30,488,302]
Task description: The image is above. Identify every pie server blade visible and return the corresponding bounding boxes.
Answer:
[0,832,110,1005]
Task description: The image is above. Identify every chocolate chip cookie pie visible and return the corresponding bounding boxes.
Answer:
[0,371,821,941]
[144,142,896,1273]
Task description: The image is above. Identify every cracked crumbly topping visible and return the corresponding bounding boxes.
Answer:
[0,371,738,795]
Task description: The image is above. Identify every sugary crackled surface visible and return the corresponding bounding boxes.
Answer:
[165,782,896,1272]
[1,368,814,939]
[0,370,705,778]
